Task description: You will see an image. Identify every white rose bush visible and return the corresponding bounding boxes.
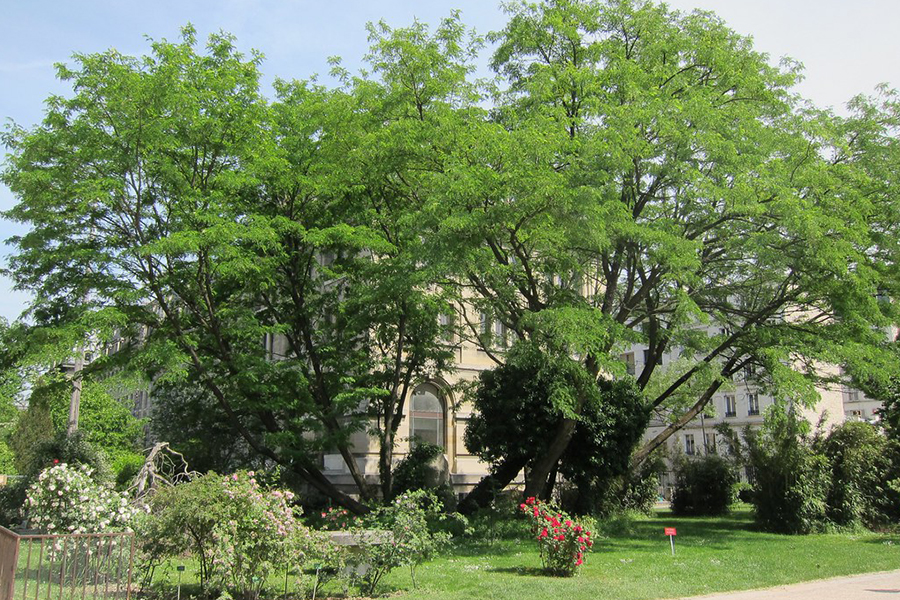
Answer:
[24,462,136,534]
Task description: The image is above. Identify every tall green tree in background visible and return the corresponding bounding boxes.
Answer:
[8,376,143,476]
[2,0,898,510]
[423,0,899,501]
[1,26,456,510]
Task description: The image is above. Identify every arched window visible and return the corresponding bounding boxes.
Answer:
[409,383,444,448]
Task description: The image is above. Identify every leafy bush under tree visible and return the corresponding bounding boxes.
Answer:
[463,342,649,514]
[817,421,900,529]
[745,404,831,534]
[351,489,452,595]
[671,454,736,516]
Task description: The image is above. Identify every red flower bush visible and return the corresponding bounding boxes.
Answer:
[520,497,594,576]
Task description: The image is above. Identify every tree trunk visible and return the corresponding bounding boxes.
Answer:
[542,460,559,502]
[458,456,527,515]
[326,416,372,501]
[379,426,395,501]
[523,417,577,500]
[631,380,724,470]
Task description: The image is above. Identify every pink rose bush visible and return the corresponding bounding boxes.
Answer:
[520,496,594,576]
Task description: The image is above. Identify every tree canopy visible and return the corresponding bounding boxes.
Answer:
[2,0,898,508]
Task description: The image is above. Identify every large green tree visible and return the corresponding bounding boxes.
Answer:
[1,26,455,510]
[3,1,898,511]
[420,0,899,500]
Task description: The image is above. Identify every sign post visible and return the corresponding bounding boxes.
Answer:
[664,527,677,555]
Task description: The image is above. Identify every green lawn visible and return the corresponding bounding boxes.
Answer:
[377,507,900,600]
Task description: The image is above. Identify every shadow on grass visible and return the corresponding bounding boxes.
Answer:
[862,536,900,546]
[454,510,767,558]
[487,566,560,577]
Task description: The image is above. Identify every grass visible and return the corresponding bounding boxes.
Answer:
[375,506,900,600]
[134,506,900,599]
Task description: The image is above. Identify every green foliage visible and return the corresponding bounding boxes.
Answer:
[352,489,452,594]
[671,455,737,516]
[425,0,900,483]
[3,0,900,512]
[746,404,831,534]
[588,453,665,517]
[149,381,266,474]
[47,381,144,468]
[1,23,461,508]
[9,376,143,483]
[140,471,333,599]
[140,473,226,592]
[390,441,453,503]
[465,341,649,513]
[817,421,900,528]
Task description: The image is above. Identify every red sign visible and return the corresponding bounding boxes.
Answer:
[664,527,677,536]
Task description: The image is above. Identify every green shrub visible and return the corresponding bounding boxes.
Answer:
[113,452,146,491]
[139,471,333,599]
[671,454,736,516]
[391,441,454,507]
[746,404,830,534]
[351,489,451,595]
[817,421,899,528]
[733,481,753,504]
[0,431,112,527]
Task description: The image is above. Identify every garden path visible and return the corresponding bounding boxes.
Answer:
[678,570,900,600]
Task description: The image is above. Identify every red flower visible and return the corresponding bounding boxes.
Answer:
[525,496,536,505]
[539,528,548,538]
[53,459,59,464]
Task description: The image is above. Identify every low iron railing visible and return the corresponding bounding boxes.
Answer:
[0,526,134,600]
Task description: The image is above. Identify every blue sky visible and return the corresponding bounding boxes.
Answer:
[2,0,899,321]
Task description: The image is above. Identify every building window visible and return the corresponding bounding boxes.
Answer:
[705,433,717,455]
[621,352,635,376]
[477,312,490,351]
[684,434,696,456]
[410,383,444,449]
[844,388,861,403]
[494,320,508,349]
[724,395,736,418]
[439,313,455,343]
[747,393,760,416]
[743,363,757,380]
